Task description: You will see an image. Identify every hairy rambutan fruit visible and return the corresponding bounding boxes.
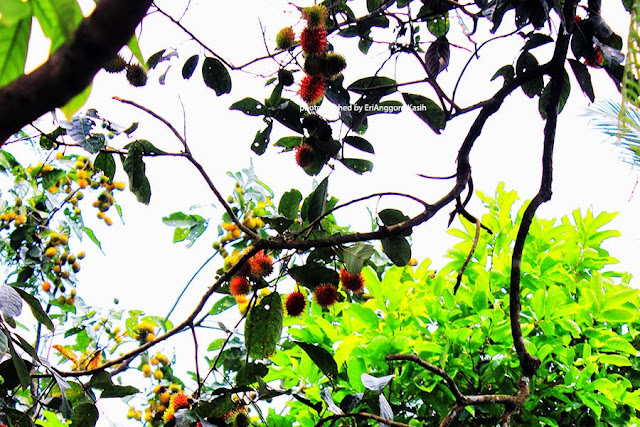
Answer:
[249,250,274,278]
[278,69,295,86]
[125,64,148,87]
[302,5,328,28]
[103,55,127,73]
[340,268,365,293]
[321,52,347,78]
[286,291,307,317]
[300,27,328,56]
[304,56,323,77]
[230,276,251,296]
[314,284,339,307]
[585,48,604,67]
[295,144,315,169]
[169,392,190,411]
[299,74,326,104]
[276,26,296,50]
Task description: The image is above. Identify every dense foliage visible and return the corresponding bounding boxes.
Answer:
[0,0,639,426]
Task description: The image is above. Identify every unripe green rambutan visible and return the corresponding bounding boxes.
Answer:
[125,64,148,87]
[103,55,127,73]
[304,56,323,77]
[321,52,347,78]
[302,5,328,29]
[285,291,307,317]
[276,26,296,50]
[278,69,295,86]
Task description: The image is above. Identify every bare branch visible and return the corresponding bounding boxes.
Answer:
[316,411,411,427]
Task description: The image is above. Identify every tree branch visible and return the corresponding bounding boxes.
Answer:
[0,0,153,144]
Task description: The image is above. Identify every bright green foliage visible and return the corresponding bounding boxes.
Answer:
[261,184,640,426]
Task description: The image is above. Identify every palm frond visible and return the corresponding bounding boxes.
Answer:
[586,99,640,166]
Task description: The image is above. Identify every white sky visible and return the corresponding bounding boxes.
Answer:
[11,0,640,424]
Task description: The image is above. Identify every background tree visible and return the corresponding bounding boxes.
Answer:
[0,0,638,426]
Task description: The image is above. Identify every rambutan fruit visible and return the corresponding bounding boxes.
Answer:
[295,144,315,169]
[585,48,604,67]
[286,291,307,317]
[299,74,326,104]
[276,26,296,50]
[125,64,148,87]
[278,69,295,86]
[321,52,347,78]
[340,268,365,293]
[103,55,127,73]
[302,5,328,29]
[248,250,274,278]
[304,56,323,76]
[169,391,190,411]
[300,27,328,56]
[230,276,251,296]
[314,284,339,307]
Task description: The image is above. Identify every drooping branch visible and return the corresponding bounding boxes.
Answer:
[0,0,153,144]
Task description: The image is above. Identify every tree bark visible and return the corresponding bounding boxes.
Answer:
[0,0,153,145]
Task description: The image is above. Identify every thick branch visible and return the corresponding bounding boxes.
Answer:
[0,0,153,144]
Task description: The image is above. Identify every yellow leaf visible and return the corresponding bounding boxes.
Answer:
[53,344,78,366]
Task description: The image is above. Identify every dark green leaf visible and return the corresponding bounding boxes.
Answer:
[348,76,397,96]
[123,122,138,136]
[251,120,273,155]
[269,83,283,106]
[516,52,544,98]
[14,287,54,331]
[491,65,515,84]
[261,216,294,234]
[245,292,283,359]
[146,49,165,69]
[230,98,266,116]
[271,99,304,134]
[202,57,231,96]
[343,244,375,275]
[122,143,151,204]
[182,55,199,79]
[274,136,303,151]
[194,395,240,418]
[358,37,373,54]
[427,14,449,37]
[70,403,99,427]
[41,169,65,190]
[5,408,35,427]
[401,93,446,134]
[364,100,403,115]
[379,208,411,236]
[295,341,338,380]
[538,69,571,119]
[279,189,302,220]
[100,385,139,398]
[568,59,595,102]
[236,362,269,386]
[8,338,30,390]
[325,75,350,107]
[80,134,105,154]
[381,236,411,266]
[126,139,167,156]
[523,33,553,51]
[94,152,116,180]
[343,136,374,154]
[339,158,373,174]
[289,263,339,288]
[308,177,329,223]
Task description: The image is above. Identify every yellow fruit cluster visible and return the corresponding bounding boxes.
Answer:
[126,406,142,420]
[140,376,183,425]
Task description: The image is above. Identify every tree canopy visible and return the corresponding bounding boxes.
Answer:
[0,0,639,426]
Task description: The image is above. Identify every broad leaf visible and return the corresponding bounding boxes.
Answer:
[94,152,116,180]
[202,57,232,96]
[182,54,199,79]
[361,373,395,392]
[379,208,411,236]
[0,17,31,87]
[307,177,329,223]
[343,243,375,274]
[381,236,411,266]
[278,189,302,220]
[245,292,283,359]
[569,59,595,102]
[401,93,446,134]
[230,98,266,116]
[289,263,339,288]
[343,136,374,154]
[14,287,53,331]
[0,283,22,317]
[122,142,151,204]
[295,341,338,380]
[70,403,99,427]
[538,69,571,119]
[236,362,269,386]
[348,76,397,96]
[251,119,273,155]
[339,158,373,174]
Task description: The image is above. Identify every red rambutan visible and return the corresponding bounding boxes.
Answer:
[286,291,307,317]
[585,48,604,67]
[299,74,326,105]
[300,27,328,56]
[314,284,339,307]
[295,144,315,169]
[230,276,251,296]
[249,250,274,278]
[340,268,365,293]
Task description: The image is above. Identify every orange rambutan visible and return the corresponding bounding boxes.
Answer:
[169,391,190,411]
[300,27,328,56]
[276,26,296,50]
[286,291,307,317]
[230,276,251,296]
[314,284,339,307]
[295,144,315,169]
[249,250,274,278]
[340,268,365,293]
[299,74,326,105]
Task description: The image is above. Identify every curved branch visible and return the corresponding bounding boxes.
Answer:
[316,411,411,427]
[0,0,153,144]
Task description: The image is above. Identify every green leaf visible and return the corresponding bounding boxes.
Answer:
[146,49,165,69]
[41,168,65,190]
[516,51,544,98]
[308,177,329,223]
[289,263,339,288]
[348,76,397,96]
[236,362,269,386]
[182,54,199,79]
[209,295,236,315]
[13,287,54,331]
[295,341,338,380]
[230,98,266,116]
[491,65,515,84]
[343,136,374,154]
[539,69,571,119]
[127,35,145,66]
[0,330,7,358]
[251,119,273,155]
[274,136,303,150]
[122,142,151,204]
[8,338,30,389]
[82,226,102,251]
[381,236,411,266]
[94,151,116,180]
[60,84,91,119]
[0,0,32,27]
[261,215,294,234]
[379,208,411,236]
[162,212,204,228]
[343,243,375,274]
[339,158,373,174]
[0,17,31,87]
[100,385,139,398]
[427,14,449,37]
[69,403,99,427]
[568,59,595,102]
[597,308,637,323]
[32,0,82,50]
[245,292,283,359]
[278,189,302,220]
[202,57,231,96]
[5,408,35,427]
[401,93,446,134]
[598,354,632,367]
[271,99,304,134]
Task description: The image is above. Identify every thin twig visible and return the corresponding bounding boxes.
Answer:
[316,411,411,427]
[453,217,480,294]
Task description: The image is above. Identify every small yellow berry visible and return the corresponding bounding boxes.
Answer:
[44,247,57,258]
[154,369,163,380]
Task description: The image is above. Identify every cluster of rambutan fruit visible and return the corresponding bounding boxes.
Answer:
[227,250,274,314]
[129,383,188,424]
[276,5,347,105]
[103,54,148,87]
[284,267,366,317]
[41,231,86,305]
